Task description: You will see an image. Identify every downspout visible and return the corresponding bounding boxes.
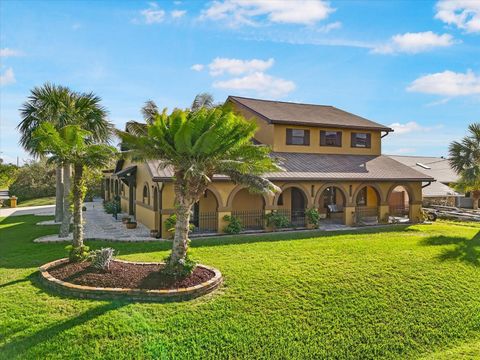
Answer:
[422,181,432,188]
[381,131,391,138]
[155,181,164,238]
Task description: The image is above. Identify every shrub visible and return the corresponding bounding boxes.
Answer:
[9,159,56,201]
[305,208,320,226]
[223,214,243,234]
[164,214,194,238]
[88,247,115,271]
[265,211,290,230]
[65,245,90,262]
[104,199,120,214]
[163,250,197,278]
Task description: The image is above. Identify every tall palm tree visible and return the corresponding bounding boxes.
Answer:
[449,123,480,209]
[18,84,113,235]
[118,106,280,276]
[191,92,214,111]
[32,123,117,257]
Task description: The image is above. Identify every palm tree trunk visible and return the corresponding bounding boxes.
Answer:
[55,166,64,223]
[169,201,192,266]
[472,191,480,210]
[59,163,71,237]
[72,164,84,248]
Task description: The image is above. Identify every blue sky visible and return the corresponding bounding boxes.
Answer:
[1,0,479,164]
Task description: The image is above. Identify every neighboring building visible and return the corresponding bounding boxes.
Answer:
[388,155,463,207]
[104,96,432,238]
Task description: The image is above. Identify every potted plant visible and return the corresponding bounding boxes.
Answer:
[265,211,290,232]
[121,216,130,224]
[126,220,137,229]
[150,229,160,238]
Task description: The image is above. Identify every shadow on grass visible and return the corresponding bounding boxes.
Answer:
[0,277,29,289]
[421,230,480,266]
[0,301,126,357]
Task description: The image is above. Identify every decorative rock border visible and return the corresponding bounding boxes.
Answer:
[38,258,223,302]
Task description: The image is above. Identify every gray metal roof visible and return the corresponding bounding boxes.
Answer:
[228,96,393,132]
[387,155,459,184]
[147,153,433,182]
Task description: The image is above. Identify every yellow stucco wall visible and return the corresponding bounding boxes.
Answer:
[229,100,274,145]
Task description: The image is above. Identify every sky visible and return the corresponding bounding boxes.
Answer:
[1,0,479,165]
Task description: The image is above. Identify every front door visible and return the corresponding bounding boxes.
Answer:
[291,188,306,226]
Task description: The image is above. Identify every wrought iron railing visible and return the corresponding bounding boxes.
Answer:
[389,205,410,217]
[355,206,379,225]
[232,210,265,230]
[190,212,218,233]
[276,209,307,227]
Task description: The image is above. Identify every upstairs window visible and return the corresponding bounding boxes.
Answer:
[351,132,371,148]
[286,129,310,146]
[320,131,342,147]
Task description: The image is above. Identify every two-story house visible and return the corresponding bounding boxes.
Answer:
[104,96,433,238]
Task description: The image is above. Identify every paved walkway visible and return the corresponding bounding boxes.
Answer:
[0,204,55,217]
[34,200,163,243]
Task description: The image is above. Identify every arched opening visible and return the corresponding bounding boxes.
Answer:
[354,185,380,225]
[387,185,411,222]
[276,186,309,227]
[190,189,219,233]
[142,183,150,205]
[231,188,265,230]
[317,186,347,224]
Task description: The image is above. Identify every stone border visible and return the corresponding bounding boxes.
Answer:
[38,258,223,302]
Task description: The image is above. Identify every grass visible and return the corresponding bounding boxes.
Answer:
[16,197,56,207]
[1,216,480,359]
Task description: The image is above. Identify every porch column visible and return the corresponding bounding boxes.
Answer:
[217,210,231,234]
[379,203,390,224]
[409,201,423,223]
[343,206,356,226]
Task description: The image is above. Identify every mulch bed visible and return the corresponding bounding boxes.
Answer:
[48,260,214,290]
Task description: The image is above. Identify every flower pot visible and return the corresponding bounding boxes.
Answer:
[150,229,159,238]
[122,217,130,224]
[126,222,137,229]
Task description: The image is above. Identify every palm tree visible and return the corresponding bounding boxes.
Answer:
[449,123,480,209]
[18,84,113,235]
[191,93,214,111]
[118,106,280,276]
[32,123,117,257]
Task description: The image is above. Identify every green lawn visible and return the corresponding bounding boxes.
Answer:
[1,216,479,359]
[16,196,56,207]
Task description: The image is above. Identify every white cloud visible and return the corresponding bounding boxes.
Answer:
[407,70,480,96]
[213,71,295,98]
[0,48,21,57]
[391,147,417,155]
[435,0,480,33]
[201,0,334,26]
[209,57,274,76]
[0,67,16,86]
[373,31,456,54]
[389,121,424,135]
[171,10,186,18]
[317,21,341,33]
[140,3,165,24]
[190,64,204,71]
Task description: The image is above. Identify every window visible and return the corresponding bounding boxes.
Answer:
[351,132,371,148]
[278,193,284,206]
[143,185,150,204]
[320,131,342,147]
[286,129,310,146]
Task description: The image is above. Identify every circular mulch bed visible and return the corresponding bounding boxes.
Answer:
[39,259,223,302]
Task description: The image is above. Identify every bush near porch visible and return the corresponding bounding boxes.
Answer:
[1,215,479,359]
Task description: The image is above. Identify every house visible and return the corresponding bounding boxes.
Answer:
[104,96,433,238]
[388,155,471,208]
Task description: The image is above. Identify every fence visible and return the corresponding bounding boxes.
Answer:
[355,206,379,224]
[276,209,307,227]
[190,212,218,233]
[389,205,410,218]
[232,210,265,230]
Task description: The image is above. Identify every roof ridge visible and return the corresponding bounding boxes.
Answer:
[229,95,333,108]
